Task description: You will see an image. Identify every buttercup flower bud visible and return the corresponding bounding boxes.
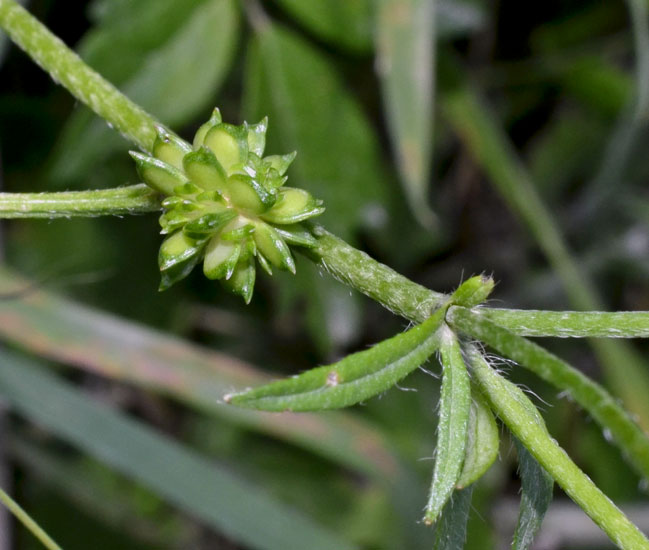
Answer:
[131,108,324,303]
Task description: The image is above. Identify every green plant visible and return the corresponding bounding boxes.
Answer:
[1,1,649,549]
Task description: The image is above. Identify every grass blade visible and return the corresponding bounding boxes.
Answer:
[0,486,62,550]
[449,307,649,481]
[0,267,398,478]
[0,350,357,550]
[9,435,196,548]
[228,306,447,412]
[424,325,471,525]
[512,439,554,550]
[432,486,474,550]
[376,0,437,227]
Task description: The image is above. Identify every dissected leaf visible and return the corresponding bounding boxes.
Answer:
[376,0,437,227]
[432,486,474,550]
[456,386,499,489]
[424,325,471,525]
[228,305,447,412]
[467,345,649,550]
[513,438,554,550]
[0,350,358,550]
[51,0,239,184]
[449,306,649,481]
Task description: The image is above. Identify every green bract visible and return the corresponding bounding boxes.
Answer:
[130,109,324,302]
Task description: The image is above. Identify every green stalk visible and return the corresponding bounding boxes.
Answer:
[0,0,167,152]
[480,308,649,338]
[0,487,63,550]
[468,347,649,550]
[0,185,161,218]
[449,306,649,480]
[306,225,446,322]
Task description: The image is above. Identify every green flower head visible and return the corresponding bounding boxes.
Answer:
[130,108,324,303]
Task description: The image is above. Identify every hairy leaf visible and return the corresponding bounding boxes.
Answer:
[456,386,499,489]
[424,325,471,524]
[449,306,649,481]
[228,305,447,412]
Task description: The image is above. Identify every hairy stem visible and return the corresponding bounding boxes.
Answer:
[468,347,649,550]
[0,486,63,550]
[449,306,649,480]
[0,0,167,152]
[306,225,447,322]
[480,308,649,338]
[0,185,161,218]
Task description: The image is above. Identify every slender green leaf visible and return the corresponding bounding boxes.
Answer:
[449,306,649,481]
[513,439,554,550]
[51,0,239,184]
[424,326,471,525]
[0,486,62,550]
[467,346,649,550]
[480,308,649,338]
[0,267,401,479]
[0,350,358,550]
[432,486,474,550]
[376,0,437,227]
[228,305,447,412]
[456,386,499,489]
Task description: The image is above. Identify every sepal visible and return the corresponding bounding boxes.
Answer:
[152,127,192,170]
[260,188,325,224]
[246,117,268,156]
[204,123,248,173]
[130,151,187,196]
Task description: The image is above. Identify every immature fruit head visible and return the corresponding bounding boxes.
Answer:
[131,108,324,303]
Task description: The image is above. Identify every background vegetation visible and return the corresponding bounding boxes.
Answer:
[1,0,649,548]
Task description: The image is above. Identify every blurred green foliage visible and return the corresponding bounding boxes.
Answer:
[1,0,649,548]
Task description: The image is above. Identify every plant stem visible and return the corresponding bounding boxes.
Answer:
[479,308,649,338]
[0,486,63,550]
[0,0,167,153]
[468,347,649,550]
[449,306,649,480]
[306,224,447,323]
[0,185,161,218]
